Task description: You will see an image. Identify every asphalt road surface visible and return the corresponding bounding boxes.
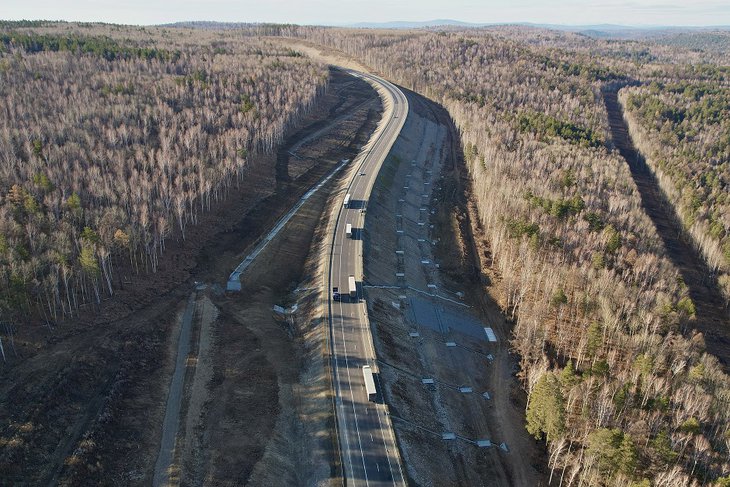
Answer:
[328,70,408,486]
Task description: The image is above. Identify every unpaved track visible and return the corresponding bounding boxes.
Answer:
[153,293,197,486]
[604,89,730,368]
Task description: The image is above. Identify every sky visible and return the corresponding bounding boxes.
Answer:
[3,0,730,27]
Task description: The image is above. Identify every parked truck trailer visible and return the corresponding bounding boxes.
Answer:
[362,365,377,401]
[348,275,357,298]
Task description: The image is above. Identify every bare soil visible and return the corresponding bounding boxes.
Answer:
[604,89,730,369]
[0,68,381,486]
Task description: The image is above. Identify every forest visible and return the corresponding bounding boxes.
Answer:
[0,25,327,324]
[284,26,730,486]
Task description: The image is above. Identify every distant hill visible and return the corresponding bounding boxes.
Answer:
[345,19,490,29]
[157,20,730,39]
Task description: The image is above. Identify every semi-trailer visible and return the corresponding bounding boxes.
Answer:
[348,275,357,298]
[362,365,377,401]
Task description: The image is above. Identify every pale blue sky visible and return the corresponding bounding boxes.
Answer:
[3,0,730,27]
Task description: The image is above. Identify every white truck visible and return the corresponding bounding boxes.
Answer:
[343,193,351,208]
[348,275,357,299]
[362,365,377,401]
[346,223,353,238]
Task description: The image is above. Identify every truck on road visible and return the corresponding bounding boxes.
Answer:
[346,223,353,238]
[363,365,377,401]
[343,193,351,208]
[348,275,357,298]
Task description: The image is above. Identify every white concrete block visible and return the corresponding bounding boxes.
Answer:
[422,378,435,384]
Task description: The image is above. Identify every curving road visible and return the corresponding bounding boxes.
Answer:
[327,70,408,486]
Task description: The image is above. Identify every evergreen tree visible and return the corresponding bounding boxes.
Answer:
[526,372,565,442]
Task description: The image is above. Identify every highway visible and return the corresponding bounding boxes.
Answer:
[327,69,408,486]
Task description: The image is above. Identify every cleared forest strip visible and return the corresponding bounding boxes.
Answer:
[603,88,730,368]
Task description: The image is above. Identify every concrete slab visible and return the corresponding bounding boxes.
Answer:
[421,260,430,264]
[421,378,435,384]
[499,442,509,452]
[445,341,457,347]
[477,440,492,448]
[409,297,484,338]
[459,387,473,393]
[395,250,405,254]
[427,284,437,289]
[483,327,498,342]
[482,391,491,400]
[442,432,457,440]
[396,272,405,277]
[409,331,420,337]
[396,230,405,234]
[226,279,242,292]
